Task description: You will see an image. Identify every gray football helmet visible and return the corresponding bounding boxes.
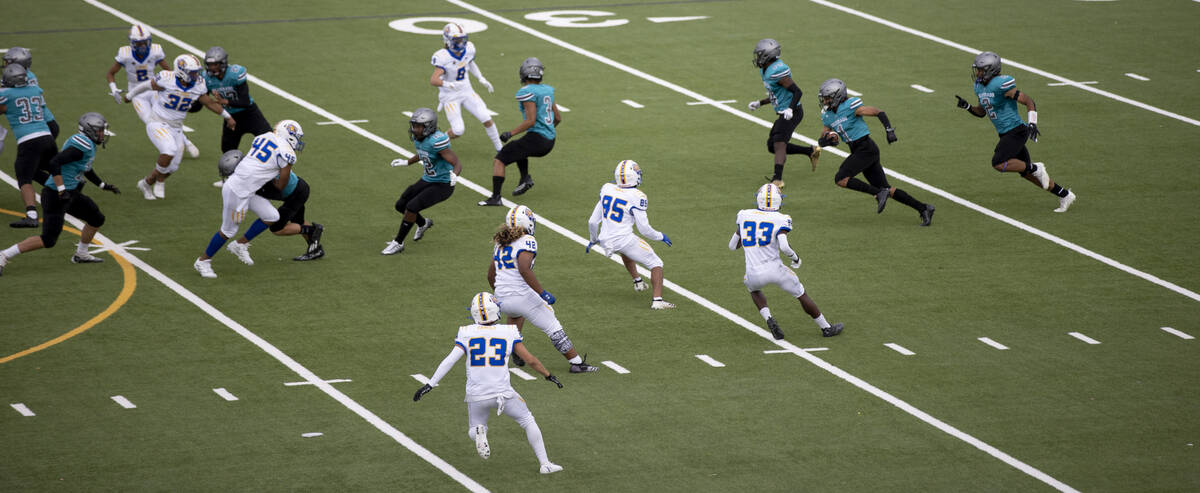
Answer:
[409,107,438,140]
[2,64,27,88]
[753,38,781,68]
[519,57,544,81]
[77,112,109,147]
[973,51,1001,84]
[204,46,228,77]
[2,47,32,69]
[818,78,847,111]
[218,149,243,178]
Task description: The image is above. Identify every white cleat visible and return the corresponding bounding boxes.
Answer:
[381,240,404,255]
[185,139,200,158]
[1054,190,1076,213]
[226,241,254,265]
[651,299,676,310]
[473,424,490,460]
[136,179,156,200]
[213,178,225,188]
[1031,162,1050,190]
[539,463,563,474]
[632,278,648,292]
[152,181,165,199]
[193,258,216,278]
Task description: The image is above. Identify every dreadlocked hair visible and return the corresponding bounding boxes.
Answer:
[493,224,525,246]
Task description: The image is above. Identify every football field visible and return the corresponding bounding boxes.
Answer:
[2,0,1199,491]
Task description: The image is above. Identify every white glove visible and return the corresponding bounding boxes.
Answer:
[781,107,794,120]
[479,78,494,93]
[747,100,760,111]
[789,254,802,269]
[449,172,458,187]
[441,81,457,90]
[110,89,124,104]
[390,158,410,167]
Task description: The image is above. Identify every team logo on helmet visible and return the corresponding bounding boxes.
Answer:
[614,159,642,188]
[173,54,202,86]
[274,119,305,152]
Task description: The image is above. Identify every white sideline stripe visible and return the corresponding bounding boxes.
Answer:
[111,395,136,409]
[1124,73,1150,81]
[317,119,368,125]
[810,0,1200,127]
[302,432,324,438]
[284,378,352,386]
[1048,81,1096,86]
[509,368,537,381]
[695,354,725,367]
[1068,332,1102,345]
[687,99,736,105]
[978,337,1010,350]
[600,360,630,374]
[846,88,862,96]
[11,403,35,416]
[213,388,239,401]
[884,343,916,356]
[555,104,570,112]
[82,4,485,492]
[910,84,935,93]
[411,374,431,385]
[1160,327,1195,340]
[621,99,644,108]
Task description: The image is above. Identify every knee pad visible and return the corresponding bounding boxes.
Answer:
[451,120,466,137]
[41,232,59,249]
[91,213,106,229]
[549,330,574,354]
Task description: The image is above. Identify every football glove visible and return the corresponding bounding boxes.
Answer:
[747,100,760,111]
[789,253,802,269]
[100,182,121,194]
[413,383,433,402]
[110,89,124,105]
[499,131,512,143]
[885,127,898,144]
[58,189,75,202]
[540,290,556,305]
[955,95,971,110]
[818,134,839,147]
[781,107,793,120]
[390,158,410,167]
[660,233,672,247]
[449,172,458,187]
[1028,123,1041,142]
[479,78,494,93]
[546,374,563,388]
[585,240,598,253]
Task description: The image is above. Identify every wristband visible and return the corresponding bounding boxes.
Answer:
[220,110,232,119]
[57,184,66,192]
[99,182,107,189]
[108,82,119,93]
[1027,110,1037,125]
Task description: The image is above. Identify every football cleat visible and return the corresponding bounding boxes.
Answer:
[539,463,564,475]
[152,181,165,199]
[821,322,844,338]
[920,204,936,227]
[651,299,676,310]
[477,196,502,207]
[136,179,155,200]
[381,240,404,255]
[193,258,216,278]
[632,278,647,292]
[226,241,254,265]
[569,354,599,373]
[9,216,37,228]
[1031,162,1050,190]
[770,178,785,189]
[293,246,324,261]
[1054,190,1076,213]
[808,146,821,170]
[185,138,200,159]
[766,316,785,340]
[473,424,490,460]
[306,223,324,253]
[412,218,434,241]
[71,253,104,264]
[512,176,534,196]
[875,188,890,213]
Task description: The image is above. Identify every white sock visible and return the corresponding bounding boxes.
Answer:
[484,124,502,151]
[522,419,550,465]
[813,314,830,329]
[3,244,20,258]
[759,307,771,321]
[76,242,89,256]
[568,355,582,365]
[27,209,38,220]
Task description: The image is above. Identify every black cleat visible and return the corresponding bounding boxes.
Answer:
[766,316,785,340]
[569,353,599,373]
[71,254,104,264]
[412,218,433,241]
[512,176,534,196]
[477,196,503,207]
[875,189,890,214]
[821,322,844,338]
[919,204,935,227]
[511,352,526,367]
[306,223,324,253]
[293,246,325,261]
[10,216,37,228]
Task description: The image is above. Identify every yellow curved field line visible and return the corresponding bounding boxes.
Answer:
[0,208,136,364]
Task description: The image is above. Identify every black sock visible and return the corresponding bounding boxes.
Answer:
[785,143,813,155]
[516,160,529,181]
[491,175,505,198]
[299,224,314,235]
[845,177,881,195]
[772,164,784,181]
[891,188,925,211]
[395,220,414,243]
[1019,163,1037,177]
[1050,184,1069,198]
[414,213,426,227]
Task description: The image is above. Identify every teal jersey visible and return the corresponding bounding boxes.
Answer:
[45,133,96,190]
[413,130,454,183]
[515,83,556,140]
[24,69,54,122]
[974,75,1022,134]
[0,85,51,142]
[203,64,253,114]
[760,59,794,112]
[820,97,870,143]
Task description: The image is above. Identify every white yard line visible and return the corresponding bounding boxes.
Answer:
[621,99,644,108]
[809,0,1199,127]
[213,388,239,401]
[884,343,916,356]
[910,84,935,93]
[10,403,35,416]
[1048,81,1096,86]
[284,378,352,386]
[1124,73,1150,81]
[695,354,726,367]
[687,99,736,105]
[977,337,1010,350]
[1068,332,1102,345]
[600,360,630,374]
[509,368,537,381]
[317,119,369,125]
[1160,327,1194,340]
[111,395,137,409]
[763,348,828,354]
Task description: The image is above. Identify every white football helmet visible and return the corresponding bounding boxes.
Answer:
[505,205,536,235]
[614,159,642,188]
[173,54,201,85]
[756,183,783,211]
[129,24,152,57]
[443,23,468,56]
[274,119,305,152]
[469,292,501,325]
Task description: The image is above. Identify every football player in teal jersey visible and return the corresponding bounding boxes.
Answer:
[478,57,561,206]
[0,113,121,276]
[818,79,935,226]
[384,108,461,254]
[202,47,272,187]
[955,52,1076,212]
[3,47,58,140]
[746,39,820,189]
[0,63,56,228]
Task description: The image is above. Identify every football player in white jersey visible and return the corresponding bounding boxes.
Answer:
[489,205,598,373]
[125,54,234,201]
[192,120,304,278]
[104,25,200,159]
[430,23,503,151]
[586,160,675,309]
[412,292,564,474]
[730,183,843,340]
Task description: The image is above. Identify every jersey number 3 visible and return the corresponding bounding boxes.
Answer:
[467,337,507,367]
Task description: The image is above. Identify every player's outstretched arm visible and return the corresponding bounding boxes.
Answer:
[415,345,466,402]
[198,93,235,129]
[513,342,561,388]
[728,231,742,251]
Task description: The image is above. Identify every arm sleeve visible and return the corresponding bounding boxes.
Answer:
[126,80,152,98]
[728,232,741,251]
[632,209,664,241]
[84,169,104,186]
[787,83,803,109]
[587,200,605,241]
[427,346,465,387]
[777,232,797,259]
[469,60,486,81]
[46,146,84,179]
[226,82,253,108]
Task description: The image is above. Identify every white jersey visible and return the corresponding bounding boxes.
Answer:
[735,208,794,271]
[431,41,478,101]
[454,323,522,401]
[593,183,650,248]
[149,70,207,126]
[224,132,296,198]
[493,233,538,296]
[114,44,166,88]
